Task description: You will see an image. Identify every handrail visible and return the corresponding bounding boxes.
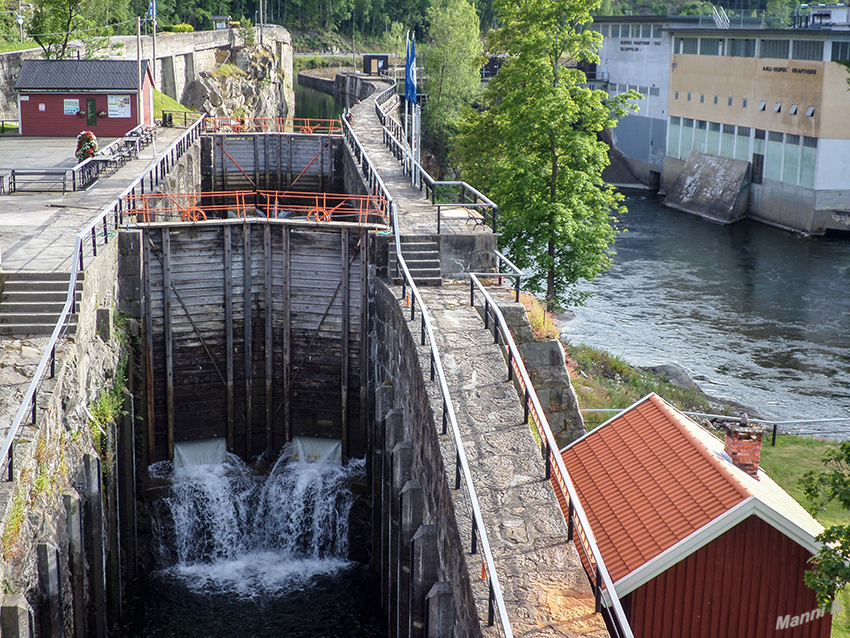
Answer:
[468,274,635,638]
[469,250,523,303]
[343,100,513,637]
[373,85,499,234]
[204,117,343,136]
[0,116,206,482]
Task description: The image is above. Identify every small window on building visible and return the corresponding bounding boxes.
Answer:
[700,94,705,103]
[688,92,692,101]
[806,106,815,116]
[769,131,784,142]
[677,37,699,54]
[710,122,721,132]
[759,101,766,110]
[683,118,694,127]
[714,95,718,104]
[774,102,781,112]
[649,87,660,97]
[629,84,638,92]
[652,24,662,38]
[642,24,652,38]
[792,40,823,61]
[675,90,679,100]
[700,38,723,56]
[832,41,850,61]
[790,104,798,115]
[610,24,620,38]
[728,96,733,106]
[743,98,748,108]
[760,39,790,59]
[600,25,609,37]
[621,24,631,38]
[697,120,707,130]
[737,126,750,137]
[755,128,766,140]
[803,136,817,148]
[727,38,756,57]
[639,86,648,96]
[619,84,627,92]
[671,116,681,125]
[723,124,735,134]
[786,134,800,145]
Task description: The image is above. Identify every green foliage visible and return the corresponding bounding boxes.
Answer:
[518,292,560,341]
[383,20,406,58]
[422,0,483,177]
[213,62,248,77]
[454,0,639,312]
[802,443,850,605]
[238,15,255,45]
[170,22,195,31]
[29,0,120,59]
[88,387,125,459]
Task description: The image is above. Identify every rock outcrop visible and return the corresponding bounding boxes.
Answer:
[183,44,294,120]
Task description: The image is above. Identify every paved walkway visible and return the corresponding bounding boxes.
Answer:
[404,282,608,637]
[349,83,491,237]
[0,127,188,272]
[350,85,609,636]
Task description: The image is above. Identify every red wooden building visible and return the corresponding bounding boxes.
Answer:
[14,59,154,137]
[559,393,831,638]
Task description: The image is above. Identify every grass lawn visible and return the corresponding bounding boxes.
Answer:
[0,39,38,53]
[153,89,196,121]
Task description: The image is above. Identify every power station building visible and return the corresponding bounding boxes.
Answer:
[591,11,850,235]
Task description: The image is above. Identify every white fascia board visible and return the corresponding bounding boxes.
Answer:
[609,496,822,600]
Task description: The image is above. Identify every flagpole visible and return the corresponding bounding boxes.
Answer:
[404,32,409,178]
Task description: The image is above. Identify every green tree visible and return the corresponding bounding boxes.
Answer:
[422,0,483,177]
[454,0,638,312]
[29,0,116,58]
[802,442,850,605]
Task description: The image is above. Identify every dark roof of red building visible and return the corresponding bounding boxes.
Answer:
[559,393,823,595]
[15,59,150,92]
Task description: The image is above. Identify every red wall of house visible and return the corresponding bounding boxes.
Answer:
[19,82,152,137]
[625,515,831,638]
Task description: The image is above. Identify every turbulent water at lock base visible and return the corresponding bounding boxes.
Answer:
[121,442,385,638]
[559,194,850,439]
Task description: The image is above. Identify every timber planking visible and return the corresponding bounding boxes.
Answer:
[143,219,369,463]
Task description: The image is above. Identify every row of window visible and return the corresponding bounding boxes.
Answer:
[667,117,817,187]
[673,36,835,61]
[672,91,816,116]
[588,23,663,39]
[608,84,661,97]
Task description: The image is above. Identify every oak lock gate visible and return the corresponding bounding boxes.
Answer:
[141,219,370,464]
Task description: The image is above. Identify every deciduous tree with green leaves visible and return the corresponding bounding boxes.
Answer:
[802,442,850,605]
[454,0,639,312]
[422,0,483,177]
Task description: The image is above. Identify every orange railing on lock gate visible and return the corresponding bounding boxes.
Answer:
[203,117,343,135]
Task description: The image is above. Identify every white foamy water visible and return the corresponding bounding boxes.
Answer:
[150,441,364,598]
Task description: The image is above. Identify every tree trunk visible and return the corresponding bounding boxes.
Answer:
[547,134,558,312]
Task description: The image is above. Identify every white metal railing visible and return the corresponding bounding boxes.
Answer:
[343,104,514,637]
[0,116,206,481]
[468,274,635,638]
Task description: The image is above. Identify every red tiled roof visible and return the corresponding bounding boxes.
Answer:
[560,394,751,584]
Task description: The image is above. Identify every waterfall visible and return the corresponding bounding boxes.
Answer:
[150,439,364,598]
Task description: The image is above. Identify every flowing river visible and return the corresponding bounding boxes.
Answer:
[559,194,850,439]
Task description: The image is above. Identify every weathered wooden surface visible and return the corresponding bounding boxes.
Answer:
[143,219,368,462]
[203,133,344,193]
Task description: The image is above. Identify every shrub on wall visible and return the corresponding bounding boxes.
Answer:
[170,23,194,32]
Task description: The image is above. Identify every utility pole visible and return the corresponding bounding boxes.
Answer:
[136,17,143,127]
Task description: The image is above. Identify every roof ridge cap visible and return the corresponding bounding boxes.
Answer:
[649,394,754,500]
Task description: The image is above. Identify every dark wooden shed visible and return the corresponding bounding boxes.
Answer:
[362,54,389,76]
[14,59,154,137]
[559,393,831,638]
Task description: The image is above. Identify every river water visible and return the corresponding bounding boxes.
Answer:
[559,194,850,438]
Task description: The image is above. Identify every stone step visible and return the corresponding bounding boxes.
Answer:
[2,271,84,282]
[0,301,68,313]
[2,280,75,293]
[0,322,76,336]
[2,291,82,304]
[0,312,75,325]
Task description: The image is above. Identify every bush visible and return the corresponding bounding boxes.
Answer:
[170,23,194,32]
[212,63,247,78]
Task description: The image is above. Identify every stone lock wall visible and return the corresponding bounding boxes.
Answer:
[369,278,481,638]
[0,240,130,638]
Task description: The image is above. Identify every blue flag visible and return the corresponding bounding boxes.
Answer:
[405,35,416,104]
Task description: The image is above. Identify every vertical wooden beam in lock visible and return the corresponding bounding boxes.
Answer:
[282,226,292,443]
[142,231,155,464]
[224,225,235,453]
[264,223,273,454]
[359,229,369,455]
[162,228,174,461]
[222,136,228,191]
[253,135,260,191]
[243,223,253,458]
[341,229,350,460]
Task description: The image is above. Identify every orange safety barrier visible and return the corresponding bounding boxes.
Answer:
[203,117,343,136]
[123,189,389,227]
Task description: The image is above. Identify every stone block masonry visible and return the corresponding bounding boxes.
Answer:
[0,240,131,638]
[370,277,609,637]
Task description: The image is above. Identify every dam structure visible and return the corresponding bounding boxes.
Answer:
[0,75,631,638]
